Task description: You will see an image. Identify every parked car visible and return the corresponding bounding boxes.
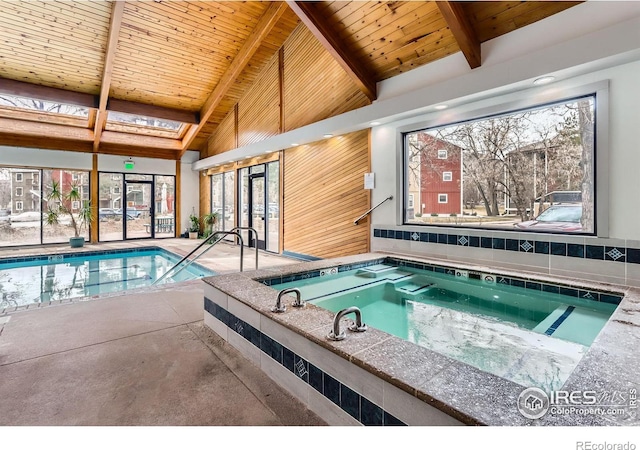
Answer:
[514,204,582,232]
[115,208,141,220]
[99,208,118,221]
[0,209,9,223]
[126,208,142,219]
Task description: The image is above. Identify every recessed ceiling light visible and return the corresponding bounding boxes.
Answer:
[291,143,299,147]
[533,76,555,85]
[323,134,333,138]
[434,104,448,110]
[369,121,380,126]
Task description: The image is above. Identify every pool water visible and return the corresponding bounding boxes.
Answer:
[274,263,619,392]
[0,249,214,308]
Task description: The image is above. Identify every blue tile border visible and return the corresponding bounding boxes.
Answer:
[262,254,623,306]
[205,297,407,426]
[373,228,635,264]
[0,246,215,277]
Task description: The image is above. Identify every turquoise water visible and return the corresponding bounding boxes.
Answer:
[0,250,214,308]
[275,264,618,392]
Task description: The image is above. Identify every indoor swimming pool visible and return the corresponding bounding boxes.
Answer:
[0,247,214,308]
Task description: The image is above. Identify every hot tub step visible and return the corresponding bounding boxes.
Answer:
[356,264,398,278]
[533,305,610,347]
[396,282,435,295]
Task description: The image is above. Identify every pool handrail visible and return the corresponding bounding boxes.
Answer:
[152,231,244,285]
[229,226,259,271]
[354,195,393,225]
[327,306,367,341]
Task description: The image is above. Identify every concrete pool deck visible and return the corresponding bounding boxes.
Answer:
[0,239,326,426]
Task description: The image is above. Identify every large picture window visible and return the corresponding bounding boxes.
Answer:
[404,94,596,234]
[0,167,90,247]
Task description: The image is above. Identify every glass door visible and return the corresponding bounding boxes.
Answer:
[124,181,153,239]
[248,172,266,249]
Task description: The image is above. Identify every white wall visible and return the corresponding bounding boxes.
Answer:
[180,150,200,234]
[371,56,640,240]
[0,146,92,170]
[98,154,175,175]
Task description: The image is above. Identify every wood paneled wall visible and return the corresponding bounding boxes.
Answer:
[237,52,280,147]
[207,106,236,156]
[282,25,370,131]
[201,23,372,258]
[204,21,370,158]
[283,130,370,259]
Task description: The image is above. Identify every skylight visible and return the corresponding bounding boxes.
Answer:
[105,111,188,139]
[107,111,183,131]
[0,93,89,117]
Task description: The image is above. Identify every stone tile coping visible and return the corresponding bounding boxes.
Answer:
[202,252,640,426]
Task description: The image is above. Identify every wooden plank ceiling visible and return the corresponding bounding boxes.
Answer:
[0,1,580,160]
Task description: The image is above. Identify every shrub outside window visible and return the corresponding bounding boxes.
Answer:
[404,94,595,234]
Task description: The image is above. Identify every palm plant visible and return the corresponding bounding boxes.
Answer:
[44,180,93,240]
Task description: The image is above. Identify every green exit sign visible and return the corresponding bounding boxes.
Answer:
[124,160,135,171]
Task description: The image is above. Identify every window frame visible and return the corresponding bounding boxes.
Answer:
[15,173,23,182]
[442,172,453,182]
[438,194,448,204]
[15,187,23,196]
[437,149,448,159]
[15,200,23,211]
[398,80,610,237]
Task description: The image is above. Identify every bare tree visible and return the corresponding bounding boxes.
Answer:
[0,95,87,116]
[407,98,593,227]
[577,99,595,230]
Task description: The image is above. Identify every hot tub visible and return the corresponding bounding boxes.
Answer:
[202,253,639,426]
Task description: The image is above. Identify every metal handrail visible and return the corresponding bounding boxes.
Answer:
[354,195,393,225]
[230,226,259,271]
[152,231,244,285]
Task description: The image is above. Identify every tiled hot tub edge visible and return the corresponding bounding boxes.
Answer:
[201,252,640,426]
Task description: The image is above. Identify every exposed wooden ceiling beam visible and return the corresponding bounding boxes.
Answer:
[179,1,289,158]
[94,0,125,153]
[0,116,180,159]
[0,116,93,141]
[107,99,200,125]
[436,1,481,69]
[0,77,98,108]
[97,145,179,161]
[100,131,182,151]
[0,134,93,153]
[286,1,377,102]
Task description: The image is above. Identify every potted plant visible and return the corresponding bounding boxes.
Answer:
[188,212,200,239]
[202,210,219,238]
[44,180,93,248]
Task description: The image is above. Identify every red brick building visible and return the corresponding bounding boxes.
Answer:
[417,133,462,215]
